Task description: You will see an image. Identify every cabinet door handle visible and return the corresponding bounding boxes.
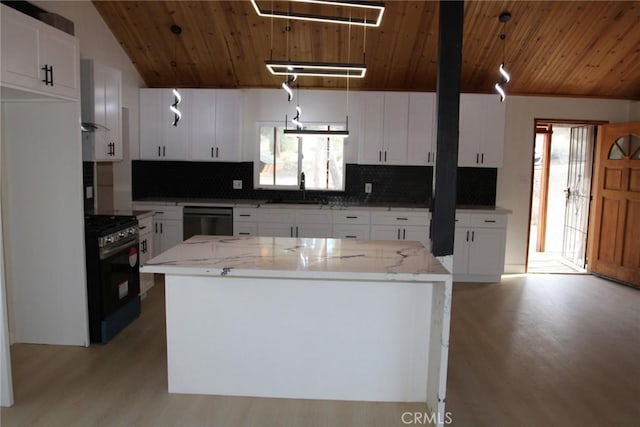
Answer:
[290,226,293,237]
[481,153,484,164]
[402,229,406,240]
[296,226,299,237]
[211,147,214,158]
[158,146,161,157]
[397,228,401,240]
[428,152,431,163]
[379,151,382,162]
[476,153,480,164]
[155,223,158,233]
[466,230,469,242]
[216,147,219,158]
[472,231,475,242]
[41,65,53,86]
[163,146,166,157]
[160,223,163,233]
[139,225,147,230]
[384,151,387,162]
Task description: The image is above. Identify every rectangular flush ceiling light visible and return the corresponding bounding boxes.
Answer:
[250,0,385,28]
[266,60,366,78]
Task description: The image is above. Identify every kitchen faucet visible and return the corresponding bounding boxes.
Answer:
[300,172,306,200]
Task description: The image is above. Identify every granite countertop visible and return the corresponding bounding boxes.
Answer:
[132,198,510,213]
[93,209,154,219]
[141,236,450,282]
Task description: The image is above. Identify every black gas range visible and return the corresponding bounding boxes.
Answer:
[84,214,141,343]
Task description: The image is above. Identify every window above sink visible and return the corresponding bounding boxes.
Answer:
[258,124,345,191]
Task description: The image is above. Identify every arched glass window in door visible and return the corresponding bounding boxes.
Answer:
[608,134,640,159]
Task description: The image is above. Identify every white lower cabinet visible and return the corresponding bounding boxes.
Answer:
[257,208,332,238]
[233,207,258,236]
[332,210,371,240]
[137,214,154,296]
[132,203,183,256]
[370,210,430,248]
[453,211,508,282]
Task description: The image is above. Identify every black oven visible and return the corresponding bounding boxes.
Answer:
[85,215,141,343]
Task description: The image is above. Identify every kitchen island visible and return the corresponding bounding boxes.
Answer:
[142,236,452,419]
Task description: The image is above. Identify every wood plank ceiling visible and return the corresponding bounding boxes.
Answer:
[94,1,640,99]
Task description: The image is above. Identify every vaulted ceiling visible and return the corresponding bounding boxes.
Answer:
[94,1,640,99]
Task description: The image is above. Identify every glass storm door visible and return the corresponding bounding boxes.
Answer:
[561,125,595,268]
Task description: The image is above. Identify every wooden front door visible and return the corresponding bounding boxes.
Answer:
[588,122,640,285]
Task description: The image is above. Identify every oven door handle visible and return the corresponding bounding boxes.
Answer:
[99,237,139,260]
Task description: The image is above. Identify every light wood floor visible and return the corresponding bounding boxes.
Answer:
[1,274,638,426]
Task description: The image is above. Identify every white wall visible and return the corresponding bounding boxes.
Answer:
[630,101,640,121]
[32,0,145,209]
[499,96,632,273]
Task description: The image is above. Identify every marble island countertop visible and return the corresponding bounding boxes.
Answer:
[141,236,450,282]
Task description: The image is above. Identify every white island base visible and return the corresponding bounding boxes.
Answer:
[143,236,452,423]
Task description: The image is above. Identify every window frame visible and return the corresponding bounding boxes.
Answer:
[254,121,346,191]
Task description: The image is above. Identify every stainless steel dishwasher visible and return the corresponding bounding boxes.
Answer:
[183,206,233,240]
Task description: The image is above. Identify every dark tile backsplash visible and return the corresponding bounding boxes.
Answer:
[132,161,496,207]
[456,167,497,206]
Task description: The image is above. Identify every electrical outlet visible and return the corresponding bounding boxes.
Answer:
[233,180,243,190]
[365,183,372,194]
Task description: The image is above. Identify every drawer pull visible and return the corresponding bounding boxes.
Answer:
[484,220,496,223]
[346,216,358,219]
[396,217,408,221]
[239,232,250,235]
[239,214,251,217]
[346,235,357,238]
[139,226,147,230]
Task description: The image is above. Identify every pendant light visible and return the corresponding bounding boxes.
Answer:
[170,24,183,126]
[494,12,511,102]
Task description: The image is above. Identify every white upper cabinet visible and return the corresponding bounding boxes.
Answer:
[139,88,190,160]
[81,60,122,161]
[190,89,241,161]
[189,90,216,160]
[0,4,80,99]
[213,90,241,161]
[359,92,385,164]
[359,92,435,166]
[459,94,506,167]
[140,88,241,161]
[382,93,409,165]
[407,93,437,166]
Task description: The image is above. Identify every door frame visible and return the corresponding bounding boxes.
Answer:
[525,118,607,272]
